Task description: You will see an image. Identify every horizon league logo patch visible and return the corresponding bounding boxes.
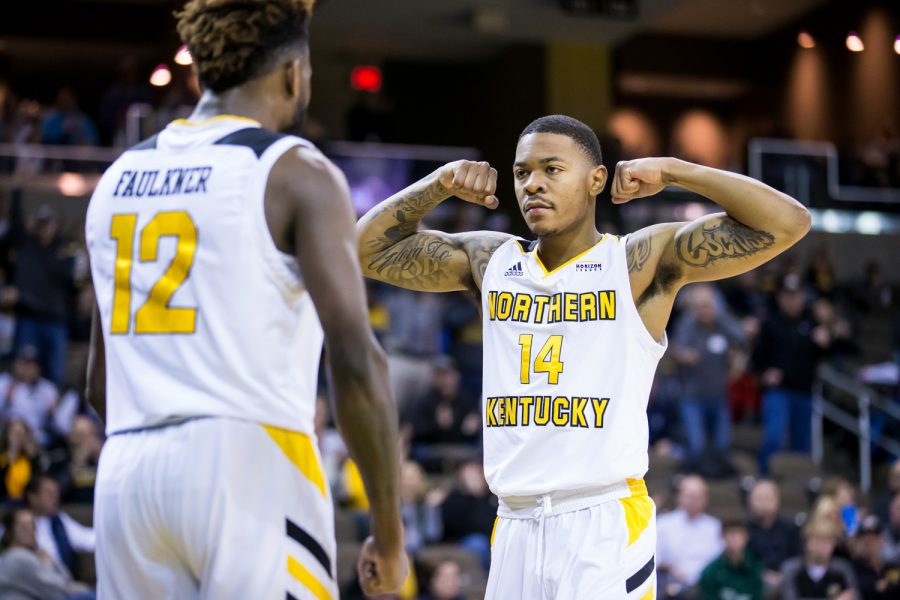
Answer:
[504,262,524,277]
[575,261,602,273]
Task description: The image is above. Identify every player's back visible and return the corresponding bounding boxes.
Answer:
[86,116,322,436]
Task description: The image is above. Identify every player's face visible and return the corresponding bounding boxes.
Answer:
[513,133,606,238]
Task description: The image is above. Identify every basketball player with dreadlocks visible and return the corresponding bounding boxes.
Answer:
[357,115,811,599]
[85,1,405,597]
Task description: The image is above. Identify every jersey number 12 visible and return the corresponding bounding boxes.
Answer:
[109,211,198,334]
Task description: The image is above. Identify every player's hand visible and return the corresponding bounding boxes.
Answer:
[610,158,673,204]
[357,536,408,596]
[437,160,499,209]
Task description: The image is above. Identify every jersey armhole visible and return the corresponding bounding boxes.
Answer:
[619,234,668,356]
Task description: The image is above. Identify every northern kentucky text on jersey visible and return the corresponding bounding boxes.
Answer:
[112,166,213,198]
[486,290,616,324]
[485,395,610,428]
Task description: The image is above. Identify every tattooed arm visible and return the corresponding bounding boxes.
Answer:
[615,157,810,340]
[357,160,514,294]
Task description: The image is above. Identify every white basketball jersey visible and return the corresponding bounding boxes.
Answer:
[86,116,324,435]
[481,235,668,498]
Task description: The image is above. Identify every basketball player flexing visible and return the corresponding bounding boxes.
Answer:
[85,1,405,598]
[358,115,810,599]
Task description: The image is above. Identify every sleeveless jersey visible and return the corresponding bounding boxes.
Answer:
[481,235,668,498]
[86,116,323,435]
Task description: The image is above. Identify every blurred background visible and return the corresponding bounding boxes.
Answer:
[0,1,898,599]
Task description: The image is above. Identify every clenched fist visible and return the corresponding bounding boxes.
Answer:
[436,160,499,209]
[610,157,675,204]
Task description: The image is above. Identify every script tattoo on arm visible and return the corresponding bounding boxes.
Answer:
[675,217,775,268]
[627,235,651,273]
[366,233,458,288]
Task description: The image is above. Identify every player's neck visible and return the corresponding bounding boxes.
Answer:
[536,224,602,272]
[187,89,280,131]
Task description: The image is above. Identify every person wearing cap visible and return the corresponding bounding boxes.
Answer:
[698,518,764,600]
[6,192,76,387]
[752,274,832,474]
[851,514,900,600]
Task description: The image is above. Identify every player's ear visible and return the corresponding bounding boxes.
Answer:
[283,58,302,99]
[589,164,608,197]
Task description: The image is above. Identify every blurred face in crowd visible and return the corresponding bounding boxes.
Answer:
[690,285,718,326]
[434,367,460,399]
[812,297,835,325]
[723,526,749,559]
[458,462,488,497]
[748,480,780,523]
[12,356,40,384]
[777,288,805,318]
[678,475,708,518]
[855,532,883,563]
[5,419,30,455]
[400,461,426,505]
[36,217,60,247]
[69,416,101,454]
[430,560,462,600]
[805,531,836,566]
[27,478,60,517]
[513,133,606,238]
[11,509,37,550]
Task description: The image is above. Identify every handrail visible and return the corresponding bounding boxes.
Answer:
[812,363,900,493]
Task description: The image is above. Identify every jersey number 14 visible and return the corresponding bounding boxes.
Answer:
[518,334,564,385]
[109,211,197,334]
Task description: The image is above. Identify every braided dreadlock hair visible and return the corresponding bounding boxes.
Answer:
[175,0,315,93]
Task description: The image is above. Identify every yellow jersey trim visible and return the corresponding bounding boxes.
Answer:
[287,555,333,600]
[531,234,609,278]
[263,425,327,497]
[620,478,653,547]
[490,516,499,547]
[170,114,260,127]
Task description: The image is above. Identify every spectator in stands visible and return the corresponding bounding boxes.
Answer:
[404,356,479,469]
[853,261,893,315]
[812,297,856,365]
[746,479,802,590]
[882,494,900,564]
[98,57,152,146]
[39,87,98,146]
[0,418,40,503]
[0,346,59,445]
[809,494,852,561]
[657,474,724,594]
[437,460,496,573]
[399,460,441,555]
[753,275,831,474]
[56,416,102,504]
[851,515,900,600]
[699,518,764,600]
[672,285,744,467]
[0,506,94,600]
[822,477,860,536]
[25,476,94,580]
[781,519,858,600]
[7,194,76,387]
[419,560,465,600]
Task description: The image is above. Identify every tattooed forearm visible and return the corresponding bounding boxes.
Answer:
[675,218,775,267]
[627,235,651,273]
[374,184,449,245]
[366,234,457,287]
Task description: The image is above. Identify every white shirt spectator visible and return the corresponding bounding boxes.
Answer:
[35,512,95,567]
[657,508,724,586]
[0,372,58,444]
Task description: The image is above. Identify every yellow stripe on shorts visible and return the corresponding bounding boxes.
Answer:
[639,584,655,600]
[620,478,653,547]
[287,555,332,600]
[263,425,327,497]
[490,516,499,547]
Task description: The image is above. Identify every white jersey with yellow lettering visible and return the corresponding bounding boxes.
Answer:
[86,117,323,436]
[481,235,668,499]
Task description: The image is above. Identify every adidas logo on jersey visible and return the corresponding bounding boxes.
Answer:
[575,262,603,273]
[504,262,524,277]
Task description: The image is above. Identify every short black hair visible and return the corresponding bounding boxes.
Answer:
[519,115,603,166]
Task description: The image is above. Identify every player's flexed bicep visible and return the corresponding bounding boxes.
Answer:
[358,160,513,294]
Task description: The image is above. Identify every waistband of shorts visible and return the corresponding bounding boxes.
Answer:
[497,478,648,519]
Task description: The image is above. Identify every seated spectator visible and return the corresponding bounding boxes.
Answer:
[0,418,41,503]
[419,560,465,600]
[883,493,900,564]
[0,506,94,600]
[672,285,744,465]
[403,357,479,469]
[657,474,723,595]
[781,519,858,600]
[746,479,802,589]
[0,346,59,445]
[399,461,441,555]
[39,87,98,146]
[437,460,496,573]
[810,494,851,560]
[851,515,900,600]
[25,476,94,579]
[60,416,102,504]
[699,519,764,600]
